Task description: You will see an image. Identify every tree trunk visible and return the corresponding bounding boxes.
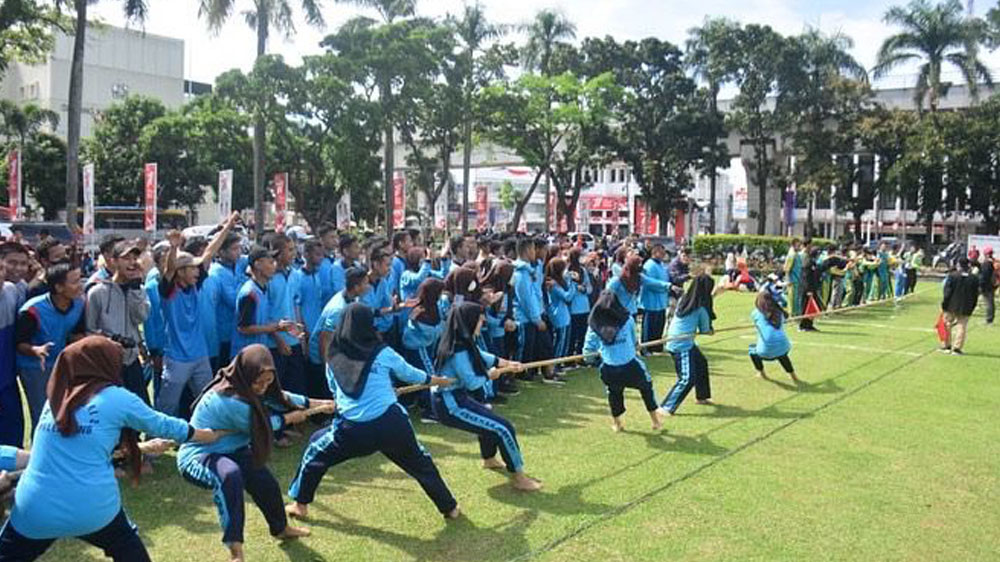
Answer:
[64,0,87,229]
[708,89,719,234]
[253,14,267,241]
[381,80,395,234]
[509,167,546,232]
[925,213,934,253]
[461,119,472,233]
[756,142,768,236]
[806,192,815,238]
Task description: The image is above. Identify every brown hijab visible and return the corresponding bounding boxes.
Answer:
[412,278,445,325]
[480,259,514,312]
[47,335,139,481]
[193,344,299,468]
[444,265,482,303]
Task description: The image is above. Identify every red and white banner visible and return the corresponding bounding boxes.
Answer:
[548,190,556,232]
[218,170,233,219]
[82,163,95,235]
[633,198,659,235]
[476,185,488,229]
[392,171,406,229]
[579,194,627,212]
[273,172,288,233]
[7,150,21,221]
[433,188,447,231]
[611,201,621,233]
[144,163,157,232]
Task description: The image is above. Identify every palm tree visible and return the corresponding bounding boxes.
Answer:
[686,17,740,234]
[60,0,148,230]
[520,9,575,77]
[451,2,506,232]
[0,101,59,150]
[873,0,991,112]
[198,0,325,239]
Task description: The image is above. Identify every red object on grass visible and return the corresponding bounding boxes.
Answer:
[804,296,821,318]
[935,313,949,343]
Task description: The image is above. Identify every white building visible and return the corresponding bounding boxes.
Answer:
[1,25,186,139]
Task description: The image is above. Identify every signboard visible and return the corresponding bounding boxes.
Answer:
[434,188,447,231]
[392,172,405,229]
[218,169,233,219]
[82,163,95,235]
[476,185,488,229]
[273,172,287,233]
[144,163,157,232]
[968,234,1000,256]
[733,184,749,220]
[6,150,21,221]
[336,190,351,230]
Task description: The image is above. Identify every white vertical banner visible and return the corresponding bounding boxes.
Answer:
[7,149,22,221]
[434,188,447,231]
[144,163,157,233]
[218,169,233,219]
[336,191,351,230]
[82,163,95,236]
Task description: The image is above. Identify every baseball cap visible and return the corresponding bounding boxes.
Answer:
[112,239,143,258]
[247,244,278,265]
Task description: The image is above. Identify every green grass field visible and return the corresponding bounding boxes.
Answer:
[41,287,1000,562]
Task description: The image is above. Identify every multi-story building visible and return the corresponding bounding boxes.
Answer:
[1,26,189,139]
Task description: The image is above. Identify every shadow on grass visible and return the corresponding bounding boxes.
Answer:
[307,508,538,561]
[676,403,805,421]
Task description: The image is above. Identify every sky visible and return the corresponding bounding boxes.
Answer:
[88,0,1000,91]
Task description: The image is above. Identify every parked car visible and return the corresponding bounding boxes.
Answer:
[567,232,597,252]
[0,222,75,245]
[933,241,965,271]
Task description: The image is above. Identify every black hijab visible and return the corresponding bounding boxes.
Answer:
[435,302,489,378]
[588,290,631,344]
[676,273,716,320]
[328,303,386,399]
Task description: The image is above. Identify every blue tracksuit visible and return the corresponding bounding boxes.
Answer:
[546,277,576,359]
[208,261,244,357]
[178,389,306,544]
[431,349,524,472]
[267,268,299,349]
[360,276,395,334]
[11,387,190,539]
[663,306,713,412]
[287,347,456,514]
[294,266,325,352]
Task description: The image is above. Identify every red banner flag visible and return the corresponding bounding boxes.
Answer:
[392,172,405,229]
[144,163,157,232]
[476,185,488,229]
[273,172,287,233]
[7,150,21,221]
[674,208,685,244]
[935,313,949,343]
[634,199,646,235]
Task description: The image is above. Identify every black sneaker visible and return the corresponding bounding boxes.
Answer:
[489,394,508,405]
[497,380,521,395]
[951,349,965,356]
[939,346,952,353]
[542,374,568,385]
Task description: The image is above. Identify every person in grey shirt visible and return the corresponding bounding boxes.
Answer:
[86,239,151,403]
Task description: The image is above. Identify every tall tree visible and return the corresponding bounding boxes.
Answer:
[451,3,509,232]
[520,8,575,76]
[727,24,792,235]
[331,0,416,232]
[0,0,64,77]
[686,17,740,234]
[198,0,325,238]
[61,0,150,230]
[785,29,871,237]
[0,100,59,153]
[873,0,991,112]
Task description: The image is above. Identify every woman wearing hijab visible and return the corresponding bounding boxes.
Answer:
[286,304,459,520]
[661,274,717,415]
[431,303,541,491]
[544,257,576,367]
[608,255,671,316]
[177,344,328,562]
[0,335,222,561]
[402,278,447,423]
[566,248,593,356]
[442,264,482,321]
[480,260,520,396]
[583,292,663,432]
[749,291,798,382]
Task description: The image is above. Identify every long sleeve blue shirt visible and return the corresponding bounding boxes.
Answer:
[639,259,671,312]
[569,270,593,315]
[360,276,395,333]
[327,347,430,422]
[485,294,508,339]
[437,348,498,393]
[295,266,325,348]
[665,307,712,353]
[11,387,190,539]
[143,268,165,353]
[583,316,639,367]
[546,276,576,329]
[177,389,307,466]
[512,259,543,324]
[403,314,445,352]
[750,309,791,358]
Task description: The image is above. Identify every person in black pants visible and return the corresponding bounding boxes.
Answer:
[979,248,996,325]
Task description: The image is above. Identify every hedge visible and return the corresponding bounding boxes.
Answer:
[692,234,835,258]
